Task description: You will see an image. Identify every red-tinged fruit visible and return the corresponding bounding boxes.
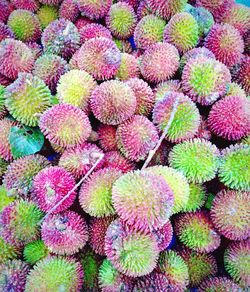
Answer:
[79,23,112,44]
[0,23,14,42]
[97,125,118,152]
[77,0,112,20]
[102,151,136,173]
[59,0,79,22]
[116,53,140,81]
[199,276,241,291]
[0,118,17,161]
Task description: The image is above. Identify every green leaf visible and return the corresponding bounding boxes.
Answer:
[9,126,44,159]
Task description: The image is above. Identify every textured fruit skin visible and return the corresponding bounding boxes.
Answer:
[39,104,91,148]
[57,69,96,111]
[5,73,51,126]
[0,200,44,247]
[0,118,18,161]
[98,259,134,291]
[218,144,250,191]
[174,210,221,253]
[224,240,250,288]
[164,12,199,54]
[77,0,112,20]
[208,95,250,141]
[59,142,104,179]
[199,276,240,291]
[0,260,30,292]
[145,166,190,214]
[139,42,180,83]
[0,186,15,213]
[116,53,140,81]
[183,183,207,212]
[7,9,41,42]
[0,22,14,42]
[106,2,137,39]
[33,166,76,214]
[37,5,58,30]
[157,250,189,290]
[134,15,166,50]
[154,80,182,102]
[41,211,88,255]
[41,19,80,59]
[0,0,13,23]
[39,0,62,5]
[234,56,250,95]
[79,23,112,44]
[126,78,154,116]
[116,115,159,162]
[105,219,160,277]
[205,23,244,67]
[23,240,49,265]
[151,221,173,251]
[10,0,40,12]
[89,216,116,256]
[78,37,121,80]
[211,190,250,241]
[25,256,83,292]
[112,170,174,232]
[97,125,118,152]
[146,0,188,20]
[182,56,231,105]
[225,82,246,98]
[133,272,170,292]
[90,80,136,125]
[3,154,50,199]
[59,0,79,22]
[33,54,68,94]
[179,248,217,287]
[169,139,220,184]
[102,151,136,173]
[79,168,122,217]
[0,236,20,264]
[153,92,200,143]
[0,39,34,80]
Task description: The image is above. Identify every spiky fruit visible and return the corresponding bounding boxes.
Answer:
[224,240,250,288]
[106,2,136,39]
[153,92,200,143]
[116,53,140,81]
[0,0,13,23]
[26,41,42,61]
[97,125,118,152]
[0,118,17,161]
[146,0,188,20]
[116,115,158,162]
[89,216,116,256]
[79,168,122,217]
[77,0,112,20]
[145,166,190,214]
[102,151,136,173]
[221,4,250,36]
[37,5,58,30]
[225,82,246,98]
[0,236,20,265]
[0,39,34,80]
[139,42,180,83]
[154,80,182,102]
[59,142,104,179]
[218,144,250,191]
[25,256,83,292]
[183,183,207,212]
[41,19,80,59]
[199,276,241,291]
[79,23,112,44]
[164,12,198,53]
[90,80,136,125]
[134,271,170,291]
[112,170,174,232]
[41,211,88,255]
[78,37,121,80]
[174,211,221,253]
[182,56,231,105]
[234,56,250,95]
[3,154,50,199]
[0,73,12,87]
[75,16,94,30]
[0,159,7,179]
[151,221,173,251]
[59,0,79,22]
[99,259,134,291]
[23,240,49,265]
[114,38,133,53]
[0,22,14,42]
[158,250,189,290]
[105,219,160,277]
[179,248,217,287]
[0,260,30,292]
[0,200,43,247]
[7,9,41,42]
[169,139,220,184]
[39,0,62,5]
[0,186,15,213]
[33,54,68,94]
[211,190,250,240]
[134,15,166,50]
[33,166,76,214]
[39,104,91,148]
[57,69,96,111]
[125,78,154,116]
[205,24,244,67]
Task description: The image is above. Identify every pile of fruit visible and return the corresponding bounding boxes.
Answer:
[0,0,249,291]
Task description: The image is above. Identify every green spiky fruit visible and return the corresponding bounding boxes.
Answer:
[169,139,220,184]
[0,236,20,264]
[5,73,52,127]
[183,183,207,212]
[0,85,6,119]
[0,186,15,213]
[37,5,58,30]
[23,240,49,265]
[0,159,8,179]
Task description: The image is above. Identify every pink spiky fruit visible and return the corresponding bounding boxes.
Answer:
[0,118,18,161]
[77,0,112,20]
[115,53,140,81]
[97,124,118,152]
[79,23,112,44]
[59,0,79,22]
[102,151,136,173]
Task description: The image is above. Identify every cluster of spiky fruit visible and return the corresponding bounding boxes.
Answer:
[0,0,249,290]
